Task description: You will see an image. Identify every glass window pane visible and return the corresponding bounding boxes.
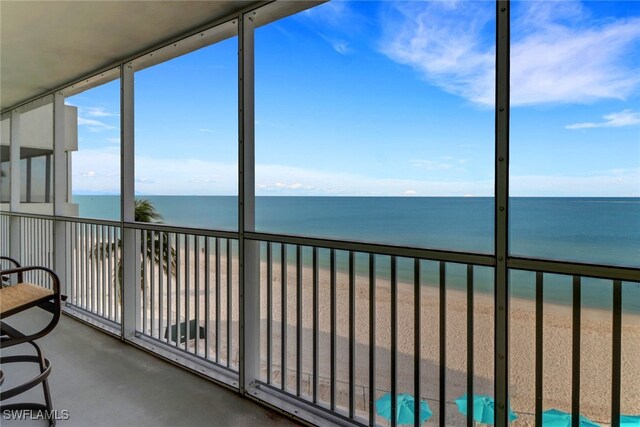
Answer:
[18,97,54,214]
[509,0,640,268]
[134,21,238,230]
[0,116,10,204]
[255,0,495,253]
[65,73,121,220]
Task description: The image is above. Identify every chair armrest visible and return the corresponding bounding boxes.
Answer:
[1,256,24,284]
[0,266,62,347]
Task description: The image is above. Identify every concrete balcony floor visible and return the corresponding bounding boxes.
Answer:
[1,309,300,427]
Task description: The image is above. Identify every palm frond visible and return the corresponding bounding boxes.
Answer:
[135,199,163,223]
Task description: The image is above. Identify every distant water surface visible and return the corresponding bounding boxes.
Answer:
[73,195,640,313]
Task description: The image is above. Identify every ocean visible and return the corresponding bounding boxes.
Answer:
[73,195,640,313]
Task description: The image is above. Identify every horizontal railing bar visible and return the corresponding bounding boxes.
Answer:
[0,211,54,221]
[56,216,122,227]
[134,332,239,377]
[7,212,639,283]
[125,222,239,239]
[254,381,366,427]
[246,232,495,266]
[64,302,121,330]
[509,257,640,282]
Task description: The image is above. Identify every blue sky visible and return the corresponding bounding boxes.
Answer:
[66,0,639,197]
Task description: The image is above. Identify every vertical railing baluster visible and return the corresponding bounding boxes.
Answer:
[572,276,581,427]
[282,244,288,390]
[96,225,101,315]
[176,234,182,348]
[142,229,147,334]
[330,248,336,409]
[612,280,622,427]
[215,237,221,364]
[101,225,107,317]
[349,251,355,418]
[267,242,273,384]
[115,226,120,324]
[204,237,211,360]
[391,256,397,427]
[150,230,156,338]
[185,234,191,351]
[312,246,318,403]
[83,222,88,310]
[195,235,200,356]
[159,231,165,340]
[90,224,95,312]
[369,253,376,427]
[107,227,120,320]
[466,264,474,427]
[107,225,112,320]
[73,222,78,305]
[439,261,446,427]
[227,238,232,367]
[535,271,544,427]
[296,245,302,397]
[164,232,170,343]
[415,259,422,427]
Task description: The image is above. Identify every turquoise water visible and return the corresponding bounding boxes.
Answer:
[73,195,640,312]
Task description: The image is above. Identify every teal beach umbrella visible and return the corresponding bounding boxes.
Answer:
[375,393,432,425]
[621,415,640,426]
[454,394,518,425]
[541,409,600,426]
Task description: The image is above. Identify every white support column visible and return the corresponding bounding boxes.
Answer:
[238,12,259,394]
[9,110,21,262]
[121,62,138,339]
[53,92,68,294]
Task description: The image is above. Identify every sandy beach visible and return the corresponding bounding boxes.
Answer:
[129,245,640,426]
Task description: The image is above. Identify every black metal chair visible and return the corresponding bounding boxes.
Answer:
[0,256,62,425]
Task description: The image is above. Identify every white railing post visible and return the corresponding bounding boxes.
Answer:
[9,110,21,263]
[239,11,259,394]
[53,91,68,294]
[121,62,138,339]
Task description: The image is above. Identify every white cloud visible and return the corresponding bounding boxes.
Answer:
[329,39,351,55]
[82,107,117,118]
[302,1,360,55]
[70,149,640,197]
[511,168,640,197]
[566,109,640,129]
[198,128,216,134]
[381,0,640,106]
[318,33,352,55]
[255,163,493,196]
[410,159,453,171]
[77,117,115,132]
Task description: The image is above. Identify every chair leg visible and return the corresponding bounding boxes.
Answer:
[0,342,56,426]
[30,341,55,426]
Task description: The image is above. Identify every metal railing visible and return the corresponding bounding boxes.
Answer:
[134,226,240,373]
[1,212,639,427]
[0,213,9,257]
[64,218,121,324]
[252,235,497,426]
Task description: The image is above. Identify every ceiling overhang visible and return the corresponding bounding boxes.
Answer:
[1,1,269,111]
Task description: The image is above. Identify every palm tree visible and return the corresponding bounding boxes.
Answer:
[91,199,176,303]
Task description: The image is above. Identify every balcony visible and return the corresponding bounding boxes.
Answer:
[1,1,639,427]
[1,306,298,427]
[1,212,638,426]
